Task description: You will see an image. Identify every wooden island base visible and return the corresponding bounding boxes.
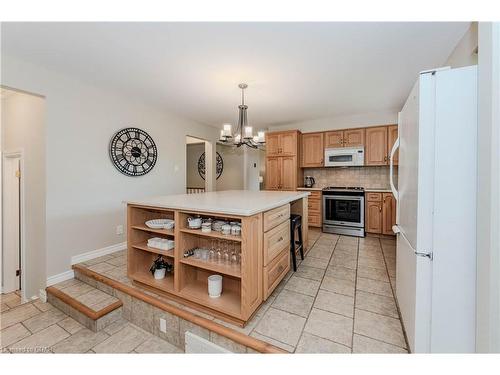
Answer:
[127,195,308,326]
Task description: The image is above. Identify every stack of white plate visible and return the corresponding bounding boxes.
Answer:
[147,237,175,250]
[145,219,175,230]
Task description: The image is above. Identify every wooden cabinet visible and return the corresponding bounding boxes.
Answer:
[265,130,302,191]
[343,129,365,147]
[382,193,396,235]
[387,125,399,166]
[365,191,396,235]
[324,129,364,148]
[324,131,344,148]
[365,126,388,166]
[301,132,324,167]
[305,190,322,228]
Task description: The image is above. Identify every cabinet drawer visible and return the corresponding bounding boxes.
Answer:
[264,220,290,266]
[366,192,383,202]
[263,249,290,299]
[308,199,321,212]
[308,212,322,227]
[263,204,290,232]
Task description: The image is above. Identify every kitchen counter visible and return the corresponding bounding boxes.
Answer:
[297,187,323,191]
[126,190,309,216]
[364,188,393,193]
[126,189,309,325]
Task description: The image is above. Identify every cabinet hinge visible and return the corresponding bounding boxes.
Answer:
[15,170,21,178]
[16,269,21,276]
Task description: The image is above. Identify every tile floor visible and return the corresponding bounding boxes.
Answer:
[0,291,181,353]
[0,228,407,354]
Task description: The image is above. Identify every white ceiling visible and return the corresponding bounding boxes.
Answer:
[1,22,469,129]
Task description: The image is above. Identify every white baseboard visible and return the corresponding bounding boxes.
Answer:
[71,241,126,265]
[45,242,126,288]
[46,270,74,287]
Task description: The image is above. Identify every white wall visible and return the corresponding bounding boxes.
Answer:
[1,55,219,291]
[1,90,46,300]
[268,110,398,133]
[476,22,500,353]
[445,22,478,68]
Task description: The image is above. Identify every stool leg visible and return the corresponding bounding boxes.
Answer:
[290,222,297,272]
[298,223,304,260]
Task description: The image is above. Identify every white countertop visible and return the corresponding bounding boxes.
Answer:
[297,187,323,191]
[125,190,310,216]
[364,188,393,193]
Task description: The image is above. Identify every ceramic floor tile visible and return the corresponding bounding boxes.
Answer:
[324,265,356,282]
[22,308,66,333]
[92,324,150,353]
[52,329,109,353]
[307,246,334,260]
[250,331,295,353]
[1,303,10,313]
[134,336,182,353]
[329,256,357,270]
[284,275,321,297]
[295,332,351,353]
[33,300,54,312]
[358,256,386,270]
[3,294,22,308]
[352,334,407,353]
[354,309,406,348]
[0,323,31,348]
[357,265,389,282]
[300,256,329,270]
[320,276,355,297]
[314,290,354,318]
[303,308,353,347]
[9,324,70,352]
[61,282,94,298]
[106,256,127,267]
[0,303,41,330]
[356,290,398,318]
[57,317,84,334]
[294,265,326,281]
[272,289,315,318]
[75,289,113,308]
[52,278,80,290]
[87,262,116,274]
[254,307,306,347]
[356,277,393,297]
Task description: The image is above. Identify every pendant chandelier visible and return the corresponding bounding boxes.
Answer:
[219,83,265,149]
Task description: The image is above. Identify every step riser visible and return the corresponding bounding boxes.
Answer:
[47,290,122,332]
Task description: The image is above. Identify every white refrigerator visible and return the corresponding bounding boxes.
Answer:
[390,66,477,353]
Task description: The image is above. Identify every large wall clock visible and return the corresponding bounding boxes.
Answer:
[198,152,223,180]
[109,127,157,176]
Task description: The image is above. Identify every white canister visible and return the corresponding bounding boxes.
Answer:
[207,275,222,298]
[154,268,166,280]
[221,224,231,235]
[231,225,241,236]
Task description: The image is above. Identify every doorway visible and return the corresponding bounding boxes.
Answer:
[2,152,23,294]
[185,136,213,193]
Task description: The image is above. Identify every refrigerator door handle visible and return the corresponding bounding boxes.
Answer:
[394,225,433,260]
[390,135,400,201]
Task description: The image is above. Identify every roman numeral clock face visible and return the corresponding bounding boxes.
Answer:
[109,128,157,176]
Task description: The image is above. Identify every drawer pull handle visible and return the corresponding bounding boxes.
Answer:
[278,236,284,242]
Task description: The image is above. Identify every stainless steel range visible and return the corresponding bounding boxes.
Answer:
[322,187,365,237]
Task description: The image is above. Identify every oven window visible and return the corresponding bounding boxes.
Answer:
[328,154,353,163]
[324,197,361,223]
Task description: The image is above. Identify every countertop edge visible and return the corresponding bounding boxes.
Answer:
[124,191,310,217]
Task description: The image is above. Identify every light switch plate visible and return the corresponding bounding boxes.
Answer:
[159,318,167,333]
[116,225,123,235]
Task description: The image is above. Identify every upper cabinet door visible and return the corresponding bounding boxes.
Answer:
[301,133,324,168]
[365,126,388,166]
[324,131,343,148]
[343,129,365,148]
[280,156,297,190]
[265,157,281,190]
[266,133,281,156]
[279,132,297,156]
[387,125,399,166]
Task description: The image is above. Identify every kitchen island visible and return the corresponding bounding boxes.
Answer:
[126,190,309,326]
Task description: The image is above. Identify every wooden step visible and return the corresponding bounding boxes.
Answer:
[46,279,123,332]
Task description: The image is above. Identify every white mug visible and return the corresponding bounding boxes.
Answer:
[208,275,222,298]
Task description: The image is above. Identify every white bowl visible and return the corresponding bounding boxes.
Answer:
[145,219,175,229]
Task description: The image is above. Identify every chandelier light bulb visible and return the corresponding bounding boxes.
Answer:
[244,126,253,139]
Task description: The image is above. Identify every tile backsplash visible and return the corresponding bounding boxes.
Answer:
[303,166,398,189]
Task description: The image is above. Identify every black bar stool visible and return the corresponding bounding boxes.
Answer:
[290,214,304,272]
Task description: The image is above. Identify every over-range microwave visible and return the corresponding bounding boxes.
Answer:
[324,147,364,167]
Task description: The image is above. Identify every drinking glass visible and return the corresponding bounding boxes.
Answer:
[216,240,223,263]
[223,240,230,264]
[209,240,216,262]
[230,243,238,265]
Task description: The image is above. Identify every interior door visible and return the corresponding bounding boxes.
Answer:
[3,156,21,293]
[365,126,388,165]
[265,157,280,190]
